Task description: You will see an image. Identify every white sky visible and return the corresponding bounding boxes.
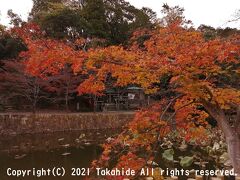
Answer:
[0,0,239,28]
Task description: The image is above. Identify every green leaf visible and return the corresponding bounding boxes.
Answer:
[180,156,194,168]
[219,152,229,164]
[162,149,174,161]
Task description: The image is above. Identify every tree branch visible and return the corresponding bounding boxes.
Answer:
[202,99,234,138]
[236,105,240,132]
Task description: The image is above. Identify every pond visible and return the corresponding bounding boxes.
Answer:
[0,130,120,180]
[0,129,235,180]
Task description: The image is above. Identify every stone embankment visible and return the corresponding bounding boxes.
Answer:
[0,112,134,136]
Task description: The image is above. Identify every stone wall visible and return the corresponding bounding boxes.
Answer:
[0,112,134,136]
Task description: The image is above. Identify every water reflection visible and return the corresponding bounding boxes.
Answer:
[0,129,120,180]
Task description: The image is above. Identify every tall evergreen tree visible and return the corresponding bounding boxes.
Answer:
[29,0,157,44]
[82,0,109,39]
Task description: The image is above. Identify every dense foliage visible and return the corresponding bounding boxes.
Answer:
[0,1,240,178]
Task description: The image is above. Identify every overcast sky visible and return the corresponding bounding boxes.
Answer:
[0,0,239,28]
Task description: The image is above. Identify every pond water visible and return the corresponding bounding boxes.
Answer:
[0,130,234,180]
[0,130,119,180]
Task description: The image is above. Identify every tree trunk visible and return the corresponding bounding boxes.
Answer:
[65,86,69,112]
[32,80,39,114]
[203,101,240,175]
[226,135,240,175]
[65,93,69,111]
[32,100,37,114]
[93,95,97,112]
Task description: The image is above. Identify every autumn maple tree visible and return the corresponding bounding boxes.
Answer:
[46,65,82,111]
[11,23,86,77]
[15,11,240,177]
[73,23,240,176]
[0,60,50,112]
